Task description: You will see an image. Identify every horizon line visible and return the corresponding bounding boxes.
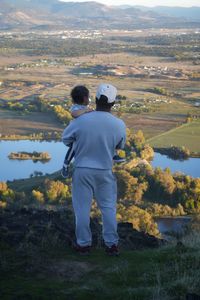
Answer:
[59,1,200,8]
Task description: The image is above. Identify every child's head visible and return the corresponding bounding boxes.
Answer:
[71,85,89,105]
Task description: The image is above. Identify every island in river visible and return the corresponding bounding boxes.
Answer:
[8,151,51,161]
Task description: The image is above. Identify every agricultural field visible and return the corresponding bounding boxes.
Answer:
[148,120,200,153]
[0,109,63,136]
[0,29,199,143]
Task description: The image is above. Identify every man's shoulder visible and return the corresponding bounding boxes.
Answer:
[110,114,126,127]
[74,111,125,127]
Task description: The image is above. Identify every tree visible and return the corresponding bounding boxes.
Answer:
[0,182,15,204]
[45,180,70,204]
[0,182,8,192]
[134,130,145,147]
[153,167,175,195]
[115,170,147,205]
[32,190,45,204]
[53,105,72,124]
[117,204,160,237]
[140,144,154,160]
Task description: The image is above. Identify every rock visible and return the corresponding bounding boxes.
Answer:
[0,209,165,250]
[118,222,164,250]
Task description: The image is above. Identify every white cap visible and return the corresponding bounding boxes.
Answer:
[96,83,117,103]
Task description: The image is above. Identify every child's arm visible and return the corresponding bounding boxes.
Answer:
[71,107,93,118]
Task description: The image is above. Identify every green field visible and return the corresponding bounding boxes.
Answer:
[148,121,200,154]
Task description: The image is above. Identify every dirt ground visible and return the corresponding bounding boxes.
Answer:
[122,113,180,138]
[0,109,63,135]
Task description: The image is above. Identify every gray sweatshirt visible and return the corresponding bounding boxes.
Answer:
[62,111,126,170]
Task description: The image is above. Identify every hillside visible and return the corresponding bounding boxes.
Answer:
[0,208,200,300]
[0,0,199,30]
[137,6,200,21]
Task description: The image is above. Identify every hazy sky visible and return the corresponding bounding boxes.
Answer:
[60,0,200,7]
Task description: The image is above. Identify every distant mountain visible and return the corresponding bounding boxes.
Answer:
[118,5,133,10]
[135,6,200,21]
[0,0,199,31]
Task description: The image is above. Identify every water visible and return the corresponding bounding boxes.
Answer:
[152,152,200,178]
[155,217,191,236]
[0,141,200,182]
[0,140,67,181]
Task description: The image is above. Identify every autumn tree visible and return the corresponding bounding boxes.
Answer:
[115,169,147,205]
[44,180,70,204]
[117,204,160,237]
[32,190,45,204]
[53,105,72,125]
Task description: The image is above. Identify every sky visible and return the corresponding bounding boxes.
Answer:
[60,0,200,7]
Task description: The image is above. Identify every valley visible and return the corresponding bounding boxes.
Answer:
[0,2,200,299]
[0,28,199,144]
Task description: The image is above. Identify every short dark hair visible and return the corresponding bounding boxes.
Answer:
[96,95,115,110]
[71,85,89,105]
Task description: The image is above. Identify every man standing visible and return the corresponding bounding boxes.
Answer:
[62,84,126,255]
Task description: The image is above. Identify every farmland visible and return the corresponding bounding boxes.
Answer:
[0,28,199,149]
[148,120,200,154]
[0,109,63,136]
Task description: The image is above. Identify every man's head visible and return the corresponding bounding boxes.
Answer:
[96,83,117,111]
[71,85,89,105]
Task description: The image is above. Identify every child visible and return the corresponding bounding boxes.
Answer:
[61,85,91,178]
[61,85,125,178]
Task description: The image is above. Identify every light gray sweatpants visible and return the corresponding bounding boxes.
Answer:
[72,167,118,247]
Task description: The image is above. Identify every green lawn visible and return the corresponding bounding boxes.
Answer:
[147,121,200,154]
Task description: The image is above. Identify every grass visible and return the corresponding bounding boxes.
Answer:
[8,170,61,192]
[148,121,200,154]
[1,236,200,300]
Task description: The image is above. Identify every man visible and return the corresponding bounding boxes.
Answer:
[62,83,126,255]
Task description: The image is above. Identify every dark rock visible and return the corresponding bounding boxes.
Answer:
[118,222,133,229]
[118,222,164,250]
[0,209,165,250]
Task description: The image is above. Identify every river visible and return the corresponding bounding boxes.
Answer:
[152,152,200,178]
[155,216,191,237]
[0,141,199,181]
[0,140,67,182]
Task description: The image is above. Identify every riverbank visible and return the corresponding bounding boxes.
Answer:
[0,133,61,141]
[154,147,200,159]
